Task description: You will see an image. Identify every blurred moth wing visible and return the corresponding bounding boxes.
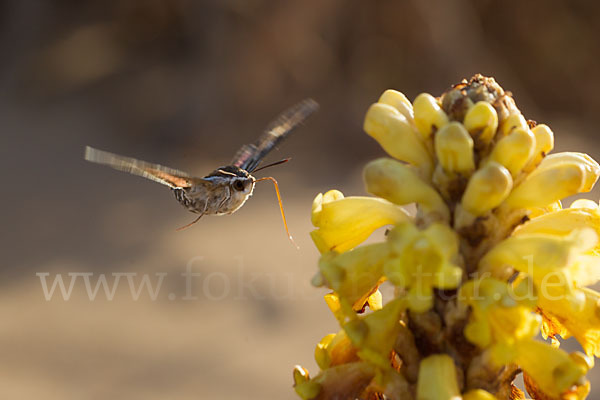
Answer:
[84,146,196,189]
[231,98,319,172]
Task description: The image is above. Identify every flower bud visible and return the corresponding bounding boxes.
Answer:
[378,89,414,122]
[463,101,498,149]
[488,128,536,176]
[523,124,554,171]
[434,121,475,174]
[498,112,528,137]
[413,93,449,140]
[364,103,433,176]
[461,162,513,216]
[364,158,450,222]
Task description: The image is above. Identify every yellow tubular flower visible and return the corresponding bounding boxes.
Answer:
[537,152,600,192]
[416,354,461,400]
[386,223,462,313]
[478,228,598,280]
[504,152,600,209]
[538,287,600,357]
[487,128,536,177]
[413,93,449,140]
[460,278,539,349]
[344,298,407,369]
[314,330,359,370]
[513,205,600,239]
[434,121,475,174]
[364,158,450,222]
[511,340,588,398]
[498,112,528,137]
[463,101,498,150]
[315,333,337,369]
[523,124,554,172]
[311,189,411,253]
[364,103,434,177]
[316,243,389,312]
[524,370,590,400]
[378,89,415,122]
[460,162,513,216]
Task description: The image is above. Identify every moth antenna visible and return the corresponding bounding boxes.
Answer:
[252,158,291,173]
[255,176,298,249]
[175,214,204,232]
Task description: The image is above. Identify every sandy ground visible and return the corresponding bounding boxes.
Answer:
[0,199,339,399]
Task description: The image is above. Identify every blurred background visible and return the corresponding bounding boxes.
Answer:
[1,0,600,398]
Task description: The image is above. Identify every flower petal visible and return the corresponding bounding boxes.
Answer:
[311,191,410,253]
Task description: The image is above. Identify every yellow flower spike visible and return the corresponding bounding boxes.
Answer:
[478,229,598,280]
[413,93,449,140]
[378,89,414,122]
[538,287,600,357]
[462,389,498,400]
[434,121,476,174]
[364,158,450,222]
[498,112,528,137]
[296,78,600,399]
[344,298,407,361]
[463,101,499,149]
[461,162,513,216]
[416,354,461,400]
[488,128,536,177]
[523,124,554,172]
[311,190,411,253]
[511,339,587,398]
[318,243,390,309]
[364,103,434,177]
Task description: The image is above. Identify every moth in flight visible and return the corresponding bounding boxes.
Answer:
[85,99,319,245]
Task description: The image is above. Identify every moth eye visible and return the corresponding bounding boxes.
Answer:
[233,180,245,191]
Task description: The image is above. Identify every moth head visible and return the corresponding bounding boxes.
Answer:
[231,177,254,195]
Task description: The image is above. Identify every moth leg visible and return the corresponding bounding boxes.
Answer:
[216,186,231,213]
[175,200,208,232]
